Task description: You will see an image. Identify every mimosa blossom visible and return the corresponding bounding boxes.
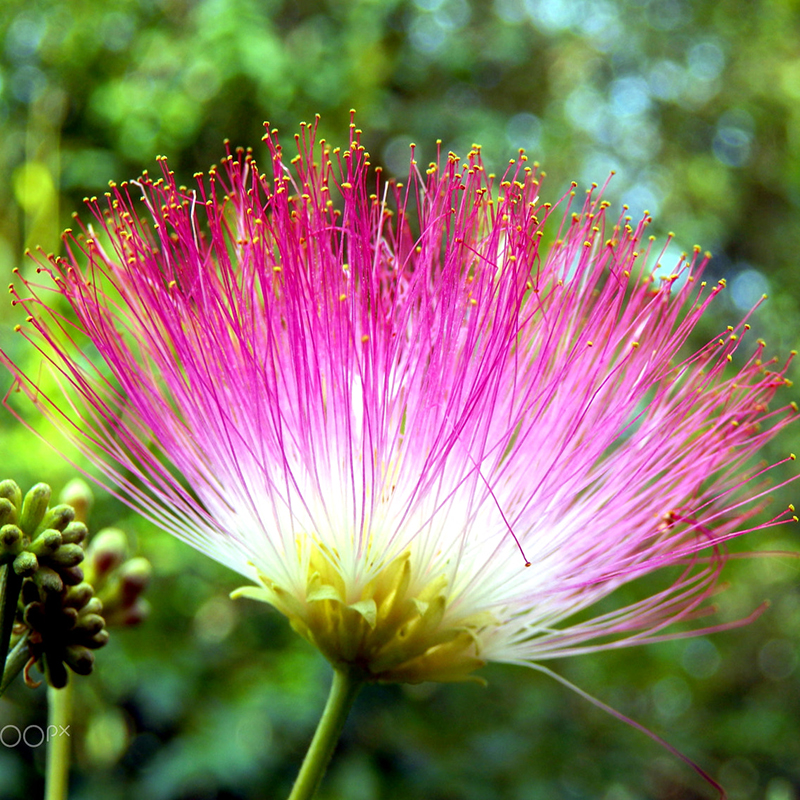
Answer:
[3,120,796,684]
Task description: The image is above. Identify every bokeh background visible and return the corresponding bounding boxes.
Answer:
[1,0,800,798]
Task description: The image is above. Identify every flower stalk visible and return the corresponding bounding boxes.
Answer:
[0,563,23,685]
[45,682,73,800]
[0,631,31,694]
[0,479,113,695]
[288,669,363,800]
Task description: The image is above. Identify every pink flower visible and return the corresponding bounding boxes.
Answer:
[3,119,796,686]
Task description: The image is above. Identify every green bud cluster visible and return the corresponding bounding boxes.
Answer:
[84,528,152,627]
[22,579,109,688]
[0,481,89,591]
[0,480,109,690]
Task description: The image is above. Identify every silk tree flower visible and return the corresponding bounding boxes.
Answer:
[2,120,797,796]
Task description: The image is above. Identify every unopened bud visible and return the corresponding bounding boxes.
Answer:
[23,602,46,629]
[61,521,88,545]
[75,614,105,637]
[0,480,22,511]
[0,523,22,553]
[82,596,103,616]
[45,659,69,689]
[32,565,63,593]
[29,530,62,556]
[91,629,110,648]
[60,566,85,586]
[60,607,79,627]
[59,479,94,523]
[19,483,51,536]
[0,498,16,526]
[86,528,127,578]
[45,543,84,568]
[64,583,94,610]
[118,557,152,603]
[36,504,75,534]
[74,625,107,648]
[64,645,95,675]
[21,579,40,606]
[13,550,38,576]
[120,598,151,626]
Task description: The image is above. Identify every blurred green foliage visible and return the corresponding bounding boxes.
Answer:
[0,0,799,798]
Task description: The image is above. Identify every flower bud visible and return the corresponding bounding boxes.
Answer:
[91,629,110,648]
[13,550,38,576]
[75,613,105,637]
[0,480,22,513]
[32,565,63,593]
[21,579,40,606]
[63,582,94,610]
[45,543,85,568]
[58,478,93,523]
[0,523,22,554]
[0,497,16,527]
[85,528,127,579]
[45,658,69,689]
[60,566,85,586]
[118,598,151,627]
[29,529,62,556]
[36,504,75,534]
[22,601,46,629]
[64,645,95,675]
[73,625,108,648]
[19,483,51,536]
[118,557,152,603]
[61,521,88,545]
[60,606,80,627]
[82,596,103,615]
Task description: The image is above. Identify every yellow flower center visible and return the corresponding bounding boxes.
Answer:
[232,543,495,683]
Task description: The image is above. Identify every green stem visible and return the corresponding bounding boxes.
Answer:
[0,563,23,677]
[287,669,363,800]
[46,681,74,800]
[0,632,31,696]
